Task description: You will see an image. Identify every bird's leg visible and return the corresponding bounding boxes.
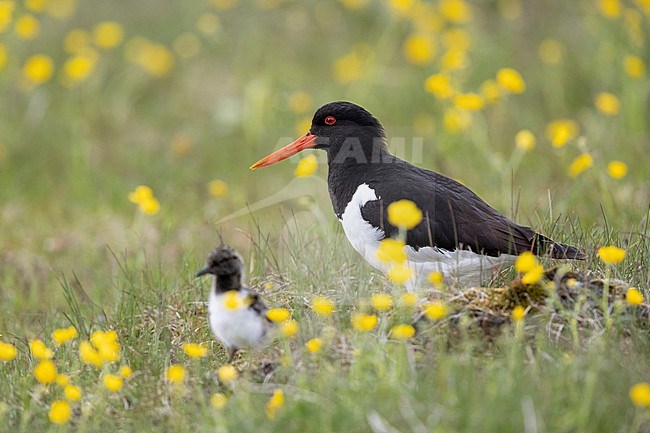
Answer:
[227,348,239,363]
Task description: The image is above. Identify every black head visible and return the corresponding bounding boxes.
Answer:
[195,244,244,279]
[309,101,385,143]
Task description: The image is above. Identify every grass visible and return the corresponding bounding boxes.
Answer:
[1,0,649,431]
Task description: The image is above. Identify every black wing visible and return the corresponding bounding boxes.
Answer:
[243,289,272,322]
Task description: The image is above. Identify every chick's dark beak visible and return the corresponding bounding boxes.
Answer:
[195,266,211,278]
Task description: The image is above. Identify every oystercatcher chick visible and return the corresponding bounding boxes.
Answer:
[250,101,585,289]
[196,245,271,360]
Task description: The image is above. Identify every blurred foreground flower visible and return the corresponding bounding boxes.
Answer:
[80,330,121,368]
[52,326,78,345]
[512,306,526,322]
[427,271,444,287]
[594,92,620,116]
[93,21,124,49]
[515,130,536,151]
[119,365,133,378]
[567,153,593,178]
[183,343,208,358]
[311,296,335,316]
[128,185,160,215]
[23,54,54,87]
[217,364,238,383]
[125,37,174,77]
[630,383,650,407]
[351,313,377,332]
[49,400,71,424]
[371,293,393,311]
[64,384,82,401]
[598,246,626,265]
[29,339,53,359]
[211,393,228,409]
[266,389,285,420]
[387,265,412,285]
[0,341,17,361]
[424,302,447,321]
[453,93,484,111]
[390,324,415,340]
[546,119,579,148]
[266,308,290,322]
[607,161,627,179]
[294,155,318,177]
[425,73,454,99]
[403,33,435,65]
[15,14,40,39]
[62,53,97,86]
[280,319,299,338]
[626,288,643,306]
[399,293,418,307]
[376,238,407,264]
[623,55,645,78]
[515,252,537,273]
[103,374,123,392]
[305,338,323,353]
[166,365,185,384]
[387,200,422,229]
[497,68,526,94]
[34,360,57,384]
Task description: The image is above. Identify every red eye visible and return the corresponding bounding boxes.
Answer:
[324,116,336,125]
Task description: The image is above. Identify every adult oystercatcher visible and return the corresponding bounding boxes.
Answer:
[196,244,272,360]
[250,101,585,288]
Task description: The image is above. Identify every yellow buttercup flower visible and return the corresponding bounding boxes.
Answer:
[546,119,579,148]
[266,389,285,420]
[387,199,422,229]
[538,39,564,65]
[399,293,418,307]
[439,0,471,24]
[34,360,57,384]
[427,271,444,287]
[607,161,627,179]
[403,34,435,65]
[311,296,335,316]
[390,324,415,340]
[423,302,447,321]
[515,251,537,273]
[266,308,290,322]
[424,74,454,99]
[64,384,82,401]
[49,400,71,424]
[128,185,153,204]
[217,364,238,383]
[211,393,228,409]
[23,54,54,86]
[624,55,645,78]
[598,0,621,18]
[79,340,103,367]
[598,246,626,265]
[567,153,593,178]
[119,365,133,378]
[183,343,208,358]
[280,319,299,338]
[29,339,53,359]
[165,365,185,384]
[305,338,323,353]
[515,130,536,151]
[294,154,318,177]
[103,373,123,391]
[351,314,378,332]
[522,264,544,285]
[371,293,393,311]
[497,68,526,94]
[0,341,17,361]
[387,265,412,285]
[139,197,160,215]
[443,107,472,133]
[626,288,643,306]
[91,330,121,363]
[376,238,407,264]
[52,326,78,346]
[15,14,40,39]
[63,53,97,85]
[480,79,500,104]
[512,306,526,322]
[453,93,484,111]
[630,383,650,407]
[594,92,620,116]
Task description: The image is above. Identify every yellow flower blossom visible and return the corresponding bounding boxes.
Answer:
[119,365,133,378]
[371,293,393,311]
[311,296,335,316]
[538,39,564,65]
[624,55,645,78]
[139,197,160,215]
[567,153,593,178]
[424,74,454,99]
[26,0,47,12]
[62,53,97,85]
[598,245,626,265]
[594,92,620,116]
[0,1,14,33]
[497,68,526,94]
[626,288,643,305]
[208,179,228,197]
[453,93,484,111]
[522,264,544,285]
[546,119,579,148]
[15,14,39,39]
[427,271,444,287]
[165,365,185,384]
[0,341,17,361]
[266,389,285,420]
[126,38,175,77]
[128,185,153,204]
[183,343,208,358]
[424,302,447,321]
[289,91,312,114]
[64,384,82,401]
[439,0,471,24]
[390,324,415,340]
[388,0,415,15]
[23,54,54,86]
[512,306,526,322]
[376,238,407,264]
[515,130,536,151]
[480,79,500,104]
[387,265,412,285]
[399,293,418,307]
[630,382,650,407]
[443,107,472,133]
[55,374,69,386]
[294,154,318,177]
[79,340,103,367]
[515,251,537,273]
[34,360,57,384]
[49,400,71,424]
[64,29,91,54]
[52,326,78,346]
[29,339,53,359]
[223,291,243,310]
[442,28,471,51]
[217,364,238,383]
[280,319,299,338]
[607,161,627,179]
[103,373,123,391]
[333,51,363,84]
[91,330,121,363]
[387,199,422,229]
[599,0,621,18]
[266,308,291,322]
[211,393,228,409]
[305,338,323,353]
[403,34,435,65]
[351,313,377,332]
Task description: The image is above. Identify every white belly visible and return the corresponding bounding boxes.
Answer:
[208,289,268,350]
[339,183,518,290]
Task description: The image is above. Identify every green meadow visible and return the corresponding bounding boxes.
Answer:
[0,0,649,431]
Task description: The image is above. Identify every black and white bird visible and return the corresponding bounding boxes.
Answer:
[250,101,585,289]
[195,245,271,359]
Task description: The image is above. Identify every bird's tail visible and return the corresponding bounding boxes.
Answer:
[533,234,586,260]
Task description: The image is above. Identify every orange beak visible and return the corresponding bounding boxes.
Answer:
[250,132,318,170]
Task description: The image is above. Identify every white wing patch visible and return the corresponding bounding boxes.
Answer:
[339,183,518,290]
